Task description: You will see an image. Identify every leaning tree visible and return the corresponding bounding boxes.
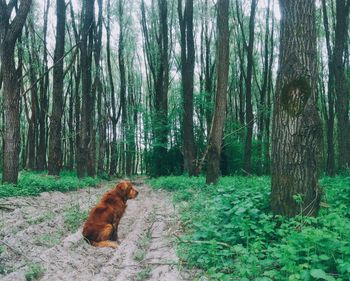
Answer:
[271,0,323,217]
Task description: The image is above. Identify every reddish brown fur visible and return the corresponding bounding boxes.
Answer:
[82,180,139,249]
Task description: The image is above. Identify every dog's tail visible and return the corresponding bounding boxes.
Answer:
[91,240,119,249]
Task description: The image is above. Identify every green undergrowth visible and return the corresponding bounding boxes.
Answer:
[149,176,350,281]
[0,170,100,198]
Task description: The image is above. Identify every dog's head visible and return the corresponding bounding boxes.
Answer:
[115,180,139,200]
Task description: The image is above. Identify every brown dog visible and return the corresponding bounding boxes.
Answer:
[82,180,139,248]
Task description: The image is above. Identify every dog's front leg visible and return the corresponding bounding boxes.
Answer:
[111,224,120,243]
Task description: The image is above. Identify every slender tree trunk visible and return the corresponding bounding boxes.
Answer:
[107,0,118,176]
[25,25,39,170]
[118,0,127,176]
[77,0,94,178]
[37,0,50,170]
[206,0,229,184]
[178,0,196,175]
[48,0,66,176]
[257,0,271,175]
[271,0,323,217]
[95,0,105,175]
[322,0,336,176]
[334,0,350,170]
[243,0,257,174]
[264,8,275,174]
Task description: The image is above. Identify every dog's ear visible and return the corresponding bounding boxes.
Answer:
[116,181,128,190]
[114,181,130,200]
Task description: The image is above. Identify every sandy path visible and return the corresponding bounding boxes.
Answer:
[0,180,190,281]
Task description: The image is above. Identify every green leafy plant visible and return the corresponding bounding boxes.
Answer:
[25,263,45,281]
[150,176,350,281]
[0,170,101,198]
[64,204,88,232]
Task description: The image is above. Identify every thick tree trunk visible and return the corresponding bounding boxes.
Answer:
[206,0,229,184]
[2,48,21,183]
[0,0,32,183]
[48,0,66,176]
[154,0,169,176]
[271,0,323,217]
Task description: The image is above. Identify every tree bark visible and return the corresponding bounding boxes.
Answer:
[118,0,127,176]
[0,0,32,183]
[271,0,323,217]
[77,0,94,178]
[107,0,118,176]
[321,0,336,176]
[206,0,229,184]
[243,0,257,174]
[178,0,196,176]
[333,0,350,170]
[48,0,66,176]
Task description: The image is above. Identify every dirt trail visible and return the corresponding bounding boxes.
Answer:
[0,180,191,281]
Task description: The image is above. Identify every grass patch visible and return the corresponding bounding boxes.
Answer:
[0,170,100,198]
[35,230,65,247]
[27,211,55,225]
[25,263,45,281]
[149,176,350,281]
[134,267,151,281]
[64,204,88,232]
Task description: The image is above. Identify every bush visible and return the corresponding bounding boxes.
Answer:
[0,170,101,198]
[149,176,350,280]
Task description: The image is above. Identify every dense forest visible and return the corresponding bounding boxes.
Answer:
[1,0,350,280]
[1,0,349,180]
[1,0,350,211]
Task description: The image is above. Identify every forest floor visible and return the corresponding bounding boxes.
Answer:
[0,179,194,281]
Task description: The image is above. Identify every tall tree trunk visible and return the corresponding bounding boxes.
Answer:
[48,0,66,176]
[95,0,105,175]
[243,0,257,174]
[118,0,127,176]
[334,0,350,170]
[271,0,323,217]
[107,0,118,176]
[0,0,32,183]
[322,0,336,176]
[178,0,196,175]
[25,24,39,170]
[140,0,169,176]
[206,0,229,184]
[257,0,271,175]
[77,0,94,178]
[37,0,50,170]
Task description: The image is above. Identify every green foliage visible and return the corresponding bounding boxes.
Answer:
[0,246,6,274]
[36,230,64,247]
[0,170,100,198]
[64,204,88,232]
[134,267,151,281]
[25,263,45,281]
[149,176,350,280]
